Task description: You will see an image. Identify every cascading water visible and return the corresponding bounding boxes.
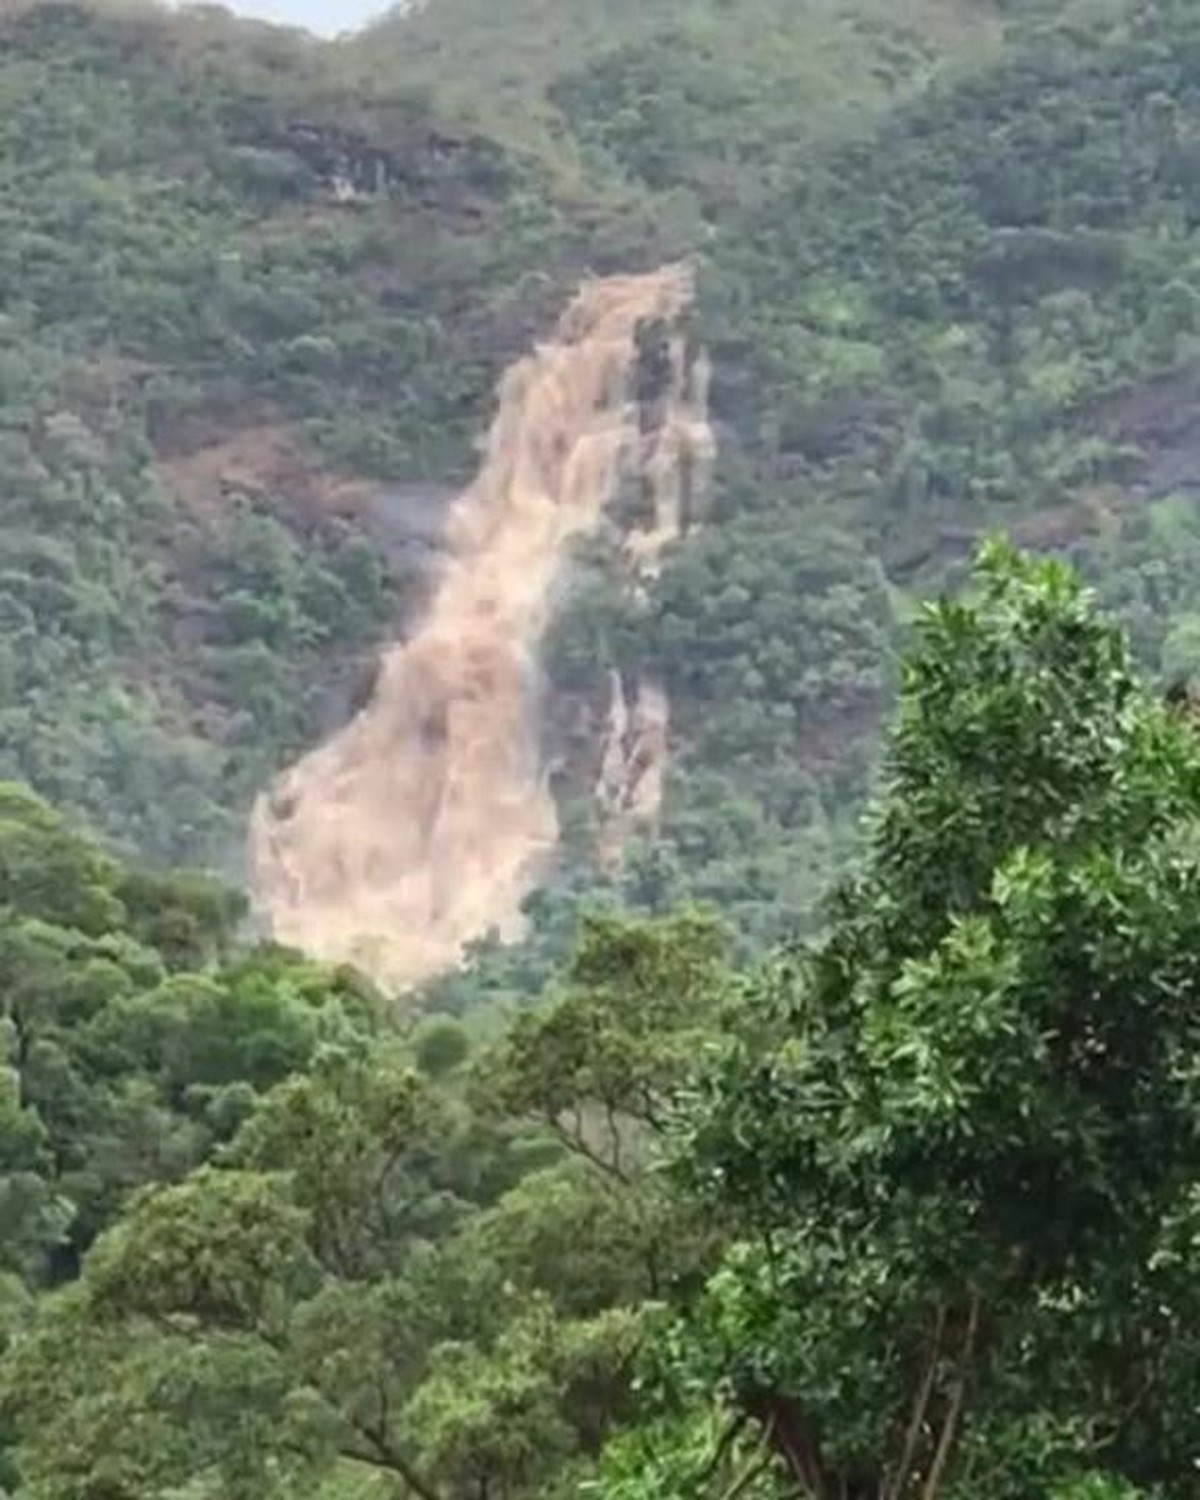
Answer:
[248,264,713,989]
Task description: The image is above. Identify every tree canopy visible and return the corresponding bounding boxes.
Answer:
[3,544,1200,1499]
[601,541,1200,1499]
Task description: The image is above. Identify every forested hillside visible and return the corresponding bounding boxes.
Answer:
[6,547,1200,1500]
[422,0,1200,998]
[9,0,1200,976]
[0,0,673,866]
[545,0,1200,952]
[7,2,1200,1496]
[0,0,1003,890]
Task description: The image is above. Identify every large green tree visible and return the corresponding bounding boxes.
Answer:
[0,911,725,1500]
[606,541,1200,1500]
[0,781,379,1290]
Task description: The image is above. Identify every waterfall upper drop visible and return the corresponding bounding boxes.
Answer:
[248,264,714,989]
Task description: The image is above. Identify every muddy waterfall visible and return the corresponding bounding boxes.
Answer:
[249,265,714,989]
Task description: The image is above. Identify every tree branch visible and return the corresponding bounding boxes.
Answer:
[702,1413,750,1483]
[920,1293,980,1500]
[549,1112,633,1184]
[1093,1362,1162,1454]
[883,1305,946,1500]
[341,1440,443,1500]
[717,1412,775,1500]
[337,1389,442,1500]
[722,1455,772,1500]
[747,1394,827,1500]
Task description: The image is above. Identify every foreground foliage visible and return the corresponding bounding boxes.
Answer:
[604,543,1200,1499]
[2,545,1198,1499]
[0,806,724,1497]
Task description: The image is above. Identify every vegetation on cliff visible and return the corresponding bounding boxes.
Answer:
[0,0,1003,892]
[9,0,1200,968]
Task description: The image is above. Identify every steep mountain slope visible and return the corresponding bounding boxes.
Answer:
[427,0,1200,988]
[9,0,1200,988]
[0,0,600,865]
[0,0,1000,879]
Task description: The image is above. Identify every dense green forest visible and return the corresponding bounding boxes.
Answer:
[7,1,1200,1491]
[10,0,1200,964]
[5,544,1200,1500]
[0,0,998,896]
